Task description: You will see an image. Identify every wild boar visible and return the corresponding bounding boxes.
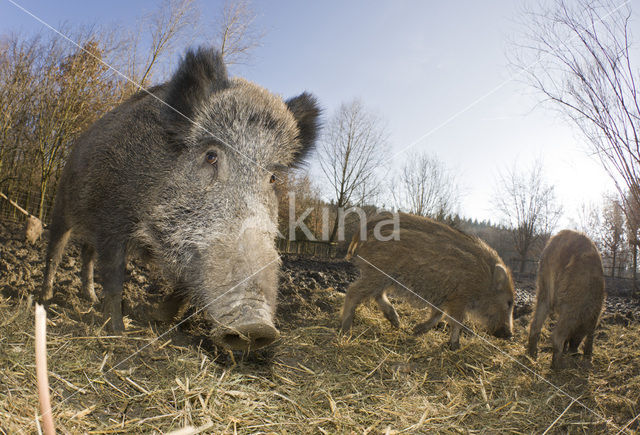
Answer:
[340,212,515,350]
[25,215,43,244]
[527,230,605,369]
[40,47,320,351]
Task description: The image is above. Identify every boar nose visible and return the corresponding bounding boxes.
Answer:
[216,322,280,350]
[493,327,512,339]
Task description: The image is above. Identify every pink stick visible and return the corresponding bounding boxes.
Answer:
[35,303,55,435]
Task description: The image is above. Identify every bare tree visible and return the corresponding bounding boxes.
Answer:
[318,99,388,241]
[0,35,39,179]
[574,201,602,243]
[392,151,460,219]
[125,0,200,88]
[0,30,126,221]
[214,0,264,65]
[601,195,626,277]
[30,36,123,220]
[492,159,563,272]
[516,0,640,212]
[624,191,640,287]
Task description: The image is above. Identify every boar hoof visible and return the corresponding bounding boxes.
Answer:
[492,327,512,339]
[527,342,538,359]
[413,322,431,336]
[449,341,460,351]
[40,285,53,302]
[550,355,566,370]
[110,318,125,334]
[387,316,400,329]
[339,318,354,334]
[82,286,99,305]
[103,293,124,333]
[215,323,279,351]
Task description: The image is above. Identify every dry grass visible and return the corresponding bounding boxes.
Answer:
[0,221,638,433]
[1,285,639,434]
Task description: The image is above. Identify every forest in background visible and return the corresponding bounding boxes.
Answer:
[1,0,639,284]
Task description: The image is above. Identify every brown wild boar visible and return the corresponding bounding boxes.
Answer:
[40,47,320,351]
[340,212,515,350]
[527,230,605,369]
[25,215,43,244]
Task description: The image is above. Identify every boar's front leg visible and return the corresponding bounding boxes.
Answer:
[340,279,376,333]
[445,306,466,350]
[550,321,570,370]
[413,309,444,336]
[375,288,400,329]
[582,330,595,359]
[527,300,550,360]
[80,243,99,304]
[565,334,583,354]
[99,240,126,333]
[41,220,71,302]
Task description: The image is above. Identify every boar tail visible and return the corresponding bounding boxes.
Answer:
[345,231,361,261]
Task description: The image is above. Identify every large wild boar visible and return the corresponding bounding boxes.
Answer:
[40,47,320,350]
[340,212,515,349]
[527,230,605,369]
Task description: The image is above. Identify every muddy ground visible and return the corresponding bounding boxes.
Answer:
[1,220,639,346]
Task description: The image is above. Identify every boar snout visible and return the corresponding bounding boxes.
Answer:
[492,326,512,339]
[215,321,279,350]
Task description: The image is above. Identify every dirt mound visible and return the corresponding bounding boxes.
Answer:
[277,255,358,328]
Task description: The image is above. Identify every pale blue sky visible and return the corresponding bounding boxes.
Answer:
[0,0,626,225]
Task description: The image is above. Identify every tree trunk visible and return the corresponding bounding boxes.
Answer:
[518,238,531,274]
[519,256,527,274]
[611,250,617,279]
[37,179,47,221]
[329,207,340,242]
[633,244,637,290]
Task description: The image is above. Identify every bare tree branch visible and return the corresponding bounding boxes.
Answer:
[139,0,200,87]
[514,0,640,211]
[392,152,460,220]
[214,0,264,65]
[318,99,388,241]
[492,159,563,272]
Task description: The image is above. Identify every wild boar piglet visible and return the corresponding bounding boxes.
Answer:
[341,212,515,350]
[527,230,605,369]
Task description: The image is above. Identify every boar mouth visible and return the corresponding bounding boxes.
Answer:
[492,327,513,339]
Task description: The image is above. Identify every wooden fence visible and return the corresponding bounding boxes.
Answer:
[508,257,637,280]
[276,239,339,259]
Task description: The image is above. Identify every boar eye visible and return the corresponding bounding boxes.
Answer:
[269,174,276,184]
[205,151,218,165]
[507,300,513,308]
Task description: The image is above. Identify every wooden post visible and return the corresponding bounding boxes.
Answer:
[0,191,31,217]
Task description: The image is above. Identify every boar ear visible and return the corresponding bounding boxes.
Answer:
[286,92,321,167]
[165,47,229,126]
[492,264,508,289]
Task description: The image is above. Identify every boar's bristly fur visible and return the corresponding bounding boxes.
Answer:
[285,92,321,166]
[40,47,321,351]
[165,47,230,128]
[341,212,515,350]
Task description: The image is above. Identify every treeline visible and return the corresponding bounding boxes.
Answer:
[574,195,640,281]
[0,34,131,221]
[2,1,638,286]
[276,172,639,282]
